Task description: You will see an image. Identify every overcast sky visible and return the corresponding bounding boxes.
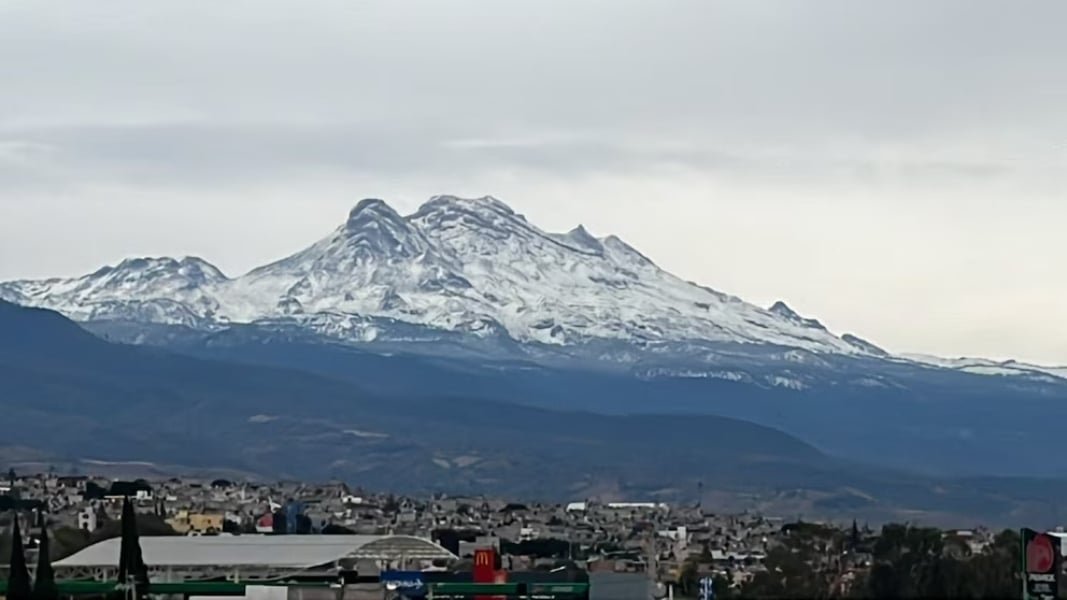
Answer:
[1,0,1065,363]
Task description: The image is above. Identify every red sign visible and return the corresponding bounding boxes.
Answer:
[473,548,506,600]
[1028,534,1056,573]
[473,548,496,582]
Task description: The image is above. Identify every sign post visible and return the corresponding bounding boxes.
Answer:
[699,577,715,600]
[380,570,426,599]
[473,549,505,600]
[1023,529,1060,600]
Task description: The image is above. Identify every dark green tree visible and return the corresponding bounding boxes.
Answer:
[117,498,150,600]
[712,574,737,599]
[34,516,58,600]
[7,514,32,600]
[743,545,828,598]
[866,562,900,599]
[295,514,313,534]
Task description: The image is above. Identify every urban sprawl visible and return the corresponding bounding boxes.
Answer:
[1,472,1026,599]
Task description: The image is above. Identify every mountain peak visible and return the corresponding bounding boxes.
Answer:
[769,301,799,319]
[347,198,402,225]
[416,195,523,222]
[108,256,227,282]
[769,301,827,331]
[842,333,888,357]
[409,195,533,241]
[426,194,515,213]
[333,198,428,260]
[601,234,655,267]
[560,225,603,254]
[176,256,228,281]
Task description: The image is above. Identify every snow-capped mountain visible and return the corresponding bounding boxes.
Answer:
[0,256,228,328]
[6,194,1067,484]
[3,194,1065,384]
[0,195,869,354]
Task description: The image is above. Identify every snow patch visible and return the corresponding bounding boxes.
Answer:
[343,429,390,439]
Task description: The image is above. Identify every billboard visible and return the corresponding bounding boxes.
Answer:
[473,548,506,600]
[381,570,426,597]
[473,548,497,582]
[1023,528,1060,600]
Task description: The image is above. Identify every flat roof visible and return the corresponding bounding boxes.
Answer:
[56,535,456,569]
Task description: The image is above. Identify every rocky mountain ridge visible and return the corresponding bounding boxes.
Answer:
[2,195,1063,386]
[1,196,867,353]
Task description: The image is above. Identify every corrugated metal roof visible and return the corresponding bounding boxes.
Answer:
[56,535,455,568]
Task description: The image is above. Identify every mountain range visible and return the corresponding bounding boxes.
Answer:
[0,299,827,496]
[3,195,1067,493]
[7,195,1064,386]
[1,196,876,356]
[6,298,1067,527]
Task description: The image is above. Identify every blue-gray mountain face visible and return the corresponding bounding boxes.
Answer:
[6,299,1067,527]
[3,195,1067,480]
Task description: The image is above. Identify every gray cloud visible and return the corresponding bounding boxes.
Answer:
[0,120,1026,191]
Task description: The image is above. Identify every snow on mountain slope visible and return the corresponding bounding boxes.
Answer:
[769,300,828,331]
[0,195,867,354]
[840,333,890,357]
[407,196,858,349]
[902,354,1067,382]
[218,198,479,328]
[0,256,227,327]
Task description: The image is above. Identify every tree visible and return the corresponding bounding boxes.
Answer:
[34,518,59,600]
[743,546,826,598]
[271,508,287,534]
[50,527,91,562]
[88,513,176,544]
[857,523,1019,599]
[7,515,32,600]
[866,562,900,599]
[963,529,1021,599]
[84,482,107,500]
[0,528,11,563]
[738,520,847,598]
[383,494,401,513]
[677,559,699,597]
[117,498,150,600]
[295,514,313,535]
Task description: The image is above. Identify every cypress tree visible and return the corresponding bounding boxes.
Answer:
[117,498,150,599]
[33,514,58,600]
[7,514,32,600]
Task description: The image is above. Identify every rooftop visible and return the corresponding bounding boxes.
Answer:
[56,535,457,569]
